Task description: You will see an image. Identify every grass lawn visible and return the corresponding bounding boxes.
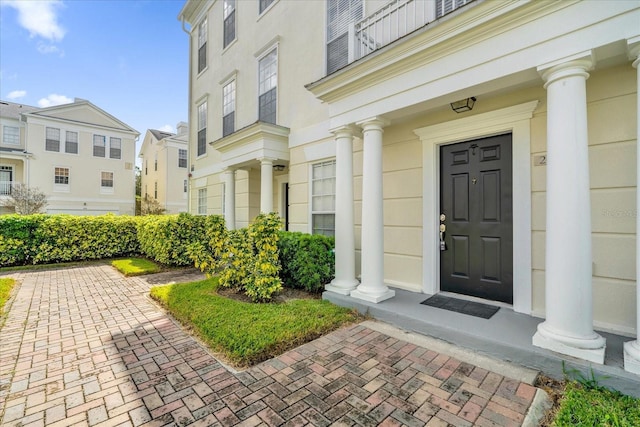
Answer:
[553,382,640,426]
[111,258,162,276]
[0,278,17,316]
[150,278,362,367]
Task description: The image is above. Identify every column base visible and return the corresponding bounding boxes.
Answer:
[325,278,359,296]
[350,286,395,303]
[532,322,606,364]
[624,341,640,375]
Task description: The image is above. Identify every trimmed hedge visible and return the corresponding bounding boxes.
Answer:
[0,214,139,266]
[278,231,335,293]
[136,213,208,266]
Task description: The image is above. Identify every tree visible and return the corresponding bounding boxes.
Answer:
[1,184,48,214]
[141,196,166,215]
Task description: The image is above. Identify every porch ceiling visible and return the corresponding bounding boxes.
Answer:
[211,121,290,169]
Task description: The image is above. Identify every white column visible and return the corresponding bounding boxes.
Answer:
[351,118,395,303]
[260,158,274,213]
[222,168,236,230]
[532,52,606,364]
[326,127,359,295]
[624,38,640,374]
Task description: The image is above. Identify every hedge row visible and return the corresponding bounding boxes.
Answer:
[0,213,335,295]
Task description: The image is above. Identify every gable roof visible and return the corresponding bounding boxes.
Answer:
[150,129,175,140]
[23,98,139,136]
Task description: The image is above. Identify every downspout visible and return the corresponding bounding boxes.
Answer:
[181,15,193,214]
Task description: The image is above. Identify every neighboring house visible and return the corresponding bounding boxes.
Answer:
[178,0,640,372]
[138,123,189,214]
[0,98,138,215]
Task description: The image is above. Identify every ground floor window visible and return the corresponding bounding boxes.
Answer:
[311,160,336,236]
[198,188,207,215]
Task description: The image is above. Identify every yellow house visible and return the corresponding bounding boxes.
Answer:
[178,0,640,374]
[138,123,189,214]
[0,98,138,215]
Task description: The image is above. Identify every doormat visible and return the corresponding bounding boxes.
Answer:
[420,294,500,319]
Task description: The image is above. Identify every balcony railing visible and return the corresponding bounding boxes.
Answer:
[0,181,16,196]
[349,0,472,62]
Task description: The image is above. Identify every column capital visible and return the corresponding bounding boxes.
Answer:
[257,157,275,165]
[330,125,360,139]
[627,35,640,67]
[537,50,594,88]
[221,167,236,174]
[356,116,390,132]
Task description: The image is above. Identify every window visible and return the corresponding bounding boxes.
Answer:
[45,127,61,152]
[222,80,235,136]
[197,102,207,156]
[436,0,470,18]
[93,135,106,157]
[65,131,78,154]
[145,160,148,175]
[311,160,336,236]
[223,0,235,48]
[101,171,114,188]
[183,179,188,193]
[110,137,121,159]
[326,0,363,74]
[178,149,187,168]
[198,188,207,215]
[154,181,158,199]
[154,153,158,171]
[54,167,69,185]
[259,0,274,14]
[198,18,207,73]
[0,166,13,195]
[258,48,277,124]
[2,125,19,145]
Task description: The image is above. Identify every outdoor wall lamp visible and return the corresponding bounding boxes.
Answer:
[450,97,476,113]
[273,164,285,172]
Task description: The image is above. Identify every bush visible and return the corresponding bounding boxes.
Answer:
[137,213,208,266]
[278,231,335,293]
[0,214,139,266]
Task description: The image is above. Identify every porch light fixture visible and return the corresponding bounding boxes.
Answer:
[273,164,285,172]
[450,97,476,113]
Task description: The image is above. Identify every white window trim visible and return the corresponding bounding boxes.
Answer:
[308,158,336,236]
[53,166,70,193]
[257,0,278,20]
[256,44,279,124]
[197,16,209,76]
[2,125,20,145]
[196,100,208,158]
[197,187,208,215]
[414,100,538,315]
[100,170,115,194]
[222,0,237,52]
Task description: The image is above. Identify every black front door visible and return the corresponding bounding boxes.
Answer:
[439,134,513,303]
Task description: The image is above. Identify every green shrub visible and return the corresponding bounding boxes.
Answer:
[137,213,208,266]
[0,214,139,266]
[188,215,227,278]
[278,231,335,293]
[245,213,282,302]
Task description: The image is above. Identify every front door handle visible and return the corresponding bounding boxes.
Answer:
[439,224,446,251]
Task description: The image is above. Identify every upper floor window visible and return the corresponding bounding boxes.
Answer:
[311,160,336,236]
[183,179,188,193]
[326,0,362,74]
[198,18,207,73]
[154,181,158,199]
[145,160,148,175]
[178,149,187,168]
[110,137,121,159]
[436,0,470,18]
[223,0,236,48]
[154,152,158,171]
[101,171,114,188]
[65,131,78,154]
[259,0,274,14]
[258,48,277,124]
[197,101,207,156]
[45,127,61,152]
[2,125,19,145]
[93,135,106,157]
[54,167,69,185]
[222,80,236,137]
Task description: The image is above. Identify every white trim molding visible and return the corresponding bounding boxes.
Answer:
[414,100,538,314]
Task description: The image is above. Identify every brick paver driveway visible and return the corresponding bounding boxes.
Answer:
[0,264,544,426]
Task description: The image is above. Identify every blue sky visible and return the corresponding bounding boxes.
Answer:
[0,0,189,155]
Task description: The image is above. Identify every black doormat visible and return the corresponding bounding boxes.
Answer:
[420,294,500,319]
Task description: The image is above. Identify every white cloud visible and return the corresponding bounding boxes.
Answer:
[37,41,64,57]
[38,94,73,107]
[7,90,26,99]
[2,0,66,42]
[158,124,175,133]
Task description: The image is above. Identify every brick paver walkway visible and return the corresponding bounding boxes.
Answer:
[1,264,543,426]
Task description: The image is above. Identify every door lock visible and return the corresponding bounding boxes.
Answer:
[439,224,446,251]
